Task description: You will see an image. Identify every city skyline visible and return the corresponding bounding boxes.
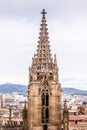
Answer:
[0,0,87,90]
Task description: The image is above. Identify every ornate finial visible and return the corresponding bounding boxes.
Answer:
[41,9,47,18]
[64,99,67,110]
[54,54,56,59]
[54,54,57,64]
[24,100,26,109]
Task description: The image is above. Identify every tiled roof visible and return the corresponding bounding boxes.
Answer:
[69,115,87,121]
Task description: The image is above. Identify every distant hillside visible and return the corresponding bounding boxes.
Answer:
[62,87,87,95]
[0,84,28,95]
[0,84,87,96]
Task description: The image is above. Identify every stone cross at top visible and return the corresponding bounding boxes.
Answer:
[41,9,47,18]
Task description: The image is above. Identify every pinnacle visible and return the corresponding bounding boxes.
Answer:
[35,9,52,71]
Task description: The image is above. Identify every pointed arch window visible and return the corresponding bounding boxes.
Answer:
[42,91,45,105]
[43,125,47,130]
[46,91,49,106]
[41,89,49,123]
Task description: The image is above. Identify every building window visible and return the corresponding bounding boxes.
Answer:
[75,120,78,124]
[42,90,49,106]
[43,125,47,130]
[46,108,49,123]
[37,73,43,80]
[30,75,32,81]
[46,91,49,106]
[41,89,49,123]
[49,73,53,80]
[42,93,45,105]
[42,107,46,123]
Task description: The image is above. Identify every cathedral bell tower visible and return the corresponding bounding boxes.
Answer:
[28,9,62,130]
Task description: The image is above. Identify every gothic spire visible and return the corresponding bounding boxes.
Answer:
[30,9,59,82]
[35,9,52,71]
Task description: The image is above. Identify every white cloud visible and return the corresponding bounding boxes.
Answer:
[0,17,39,84]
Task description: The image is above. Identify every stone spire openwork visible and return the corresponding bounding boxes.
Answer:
[36,9,52,71]
[28,9,61,130]
[30,9,59,82]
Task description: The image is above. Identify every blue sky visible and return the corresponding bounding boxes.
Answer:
[0,0,87,89]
